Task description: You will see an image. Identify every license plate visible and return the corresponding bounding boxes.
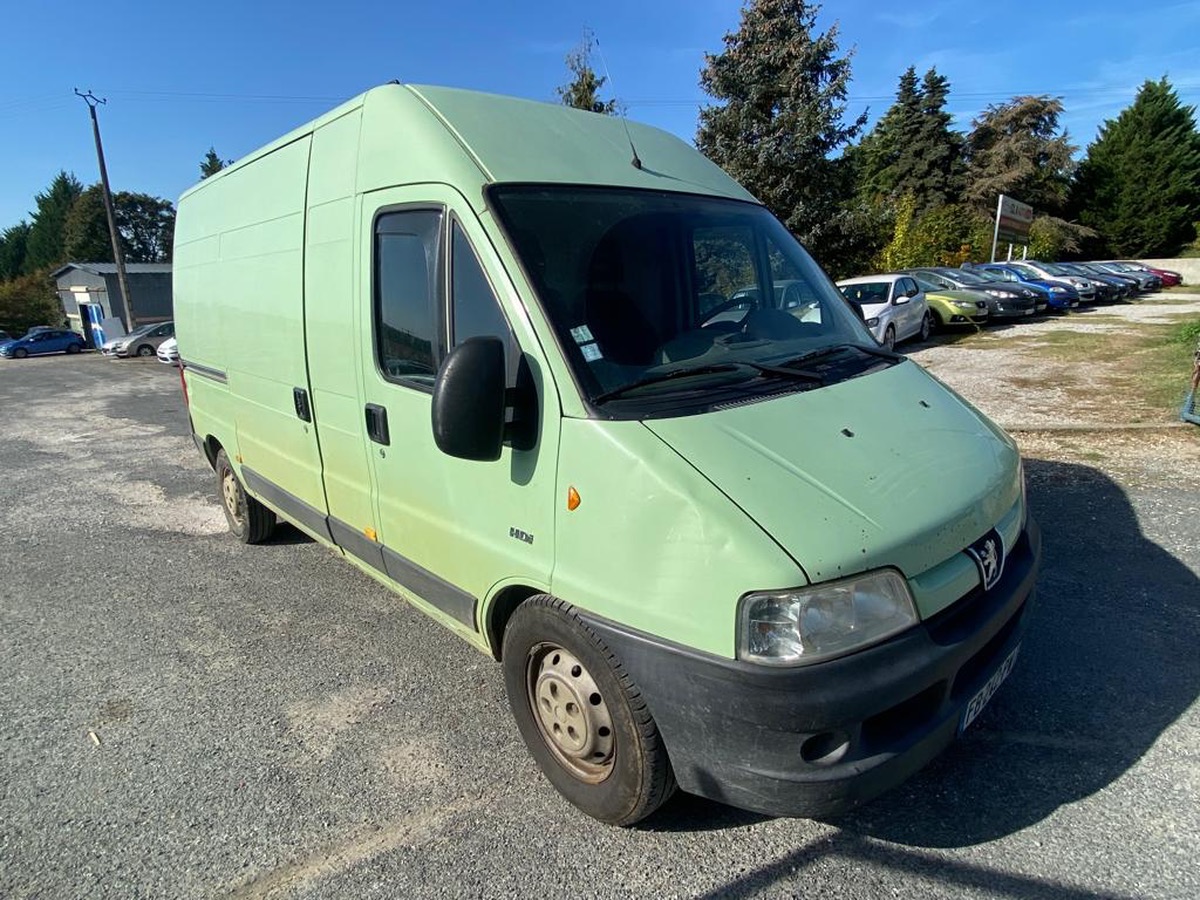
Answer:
[959,645,1019,733]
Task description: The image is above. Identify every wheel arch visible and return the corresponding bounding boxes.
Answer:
[483,583,545,660]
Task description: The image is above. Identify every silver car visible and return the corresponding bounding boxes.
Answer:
[111,321,175,358]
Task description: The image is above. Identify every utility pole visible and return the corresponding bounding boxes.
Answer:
[75,89,136,329]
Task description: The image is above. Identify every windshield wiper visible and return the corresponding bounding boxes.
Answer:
[744,361,825,383]
[593,363,755,403]
[782,342,903,368]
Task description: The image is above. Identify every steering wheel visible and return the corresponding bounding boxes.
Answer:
[699,297,758,327]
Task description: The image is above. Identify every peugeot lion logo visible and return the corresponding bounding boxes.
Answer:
[967,529,1006,591]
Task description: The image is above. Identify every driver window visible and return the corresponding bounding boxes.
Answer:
[375,209,444,387]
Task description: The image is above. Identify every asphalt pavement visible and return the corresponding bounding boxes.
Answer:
[1,354,1197,899]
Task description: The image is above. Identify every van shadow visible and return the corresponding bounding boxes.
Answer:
[650,459,1200,847]
[263,521,314,546]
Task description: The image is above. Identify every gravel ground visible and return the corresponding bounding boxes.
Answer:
[1,334,1198,899]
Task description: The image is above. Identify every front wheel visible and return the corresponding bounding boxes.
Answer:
[215,449,276,543]
[136,344,155,357]
[502,595,676,825]
[12,347,28,359]
[882,324,896,351]
[919,312,932,342]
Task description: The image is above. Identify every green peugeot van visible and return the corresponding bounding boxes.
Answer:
[174,84,1040,825]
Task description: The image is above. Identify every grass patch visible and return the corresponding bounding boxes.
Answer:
[1164,284,1200,294]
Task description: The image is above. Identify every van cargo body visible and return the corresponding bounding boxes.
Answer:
[174,84,1040,825]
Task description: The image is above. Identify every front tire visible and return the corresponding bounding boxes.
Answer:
[919,312,932,342]
[502,595,676,826]
[882,325,896,351]
[137,344,155,357]
[215,449,275,544]
[12,347,28,359]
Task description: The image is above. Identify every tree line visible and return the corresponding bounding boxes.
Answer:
[558,0,1200,278]
[0,149,228,334]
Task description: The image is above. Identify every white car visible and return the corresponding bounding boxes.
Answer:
[156,336,179,366]
[836,274,932,350]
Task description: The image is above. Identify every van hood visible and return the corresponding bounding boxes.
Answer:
[643,360,1021,585]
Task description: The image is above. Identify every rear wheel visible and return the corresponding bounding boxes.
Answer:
[215,449,275,544]
[502,595,676,825]
[66,342,81,354]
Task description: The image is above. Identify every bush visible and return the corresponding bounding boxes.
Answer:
[0,271,64,335]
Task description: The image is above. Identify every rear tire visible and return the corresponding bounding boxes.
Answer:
[215,449,276,544]
[66,342,81,354]
[502,595,676,826]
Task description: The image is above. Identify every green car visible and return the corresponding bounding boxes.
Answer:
[174,84,1039,826]
[913,276,990,329]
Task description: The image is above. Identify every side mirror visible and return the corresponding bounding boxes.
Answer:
[893,294,910,305]
[431,337,507,461]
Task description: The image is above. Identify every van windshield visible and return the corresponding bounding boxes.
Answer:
[490,185,880,412]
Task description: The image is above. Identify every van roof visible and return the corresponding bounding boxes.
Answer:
[180,83,757,206]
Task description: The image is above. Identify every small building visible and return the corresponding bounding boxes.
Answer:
[51,262,172,348]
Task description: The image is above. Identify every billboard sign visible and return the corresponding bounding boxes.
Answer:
[995,194,1033,245]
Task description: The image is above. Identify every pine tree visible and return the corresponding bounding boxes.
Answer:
[24,171,83,271]
[696,0,865,269]
[0,222,31,280]
[200,148,232,179]
[63,185,114,262]
[1072,78,1200,257]
[555,29,619,115]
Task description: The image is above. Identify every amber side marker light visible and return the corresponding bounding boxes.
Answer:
[567,486,581,511]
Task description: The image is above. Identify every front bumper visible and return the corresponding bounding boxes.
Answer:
[579,519,1041,819]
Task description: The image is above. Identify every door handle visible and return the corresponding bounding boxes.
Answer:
[293,388,312,423]
[365,403,390,445]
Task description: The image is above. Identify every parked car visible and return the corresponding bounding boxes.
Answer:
[1008,261,1096,301]
[0,328,86,359]
[910,275,989,328]
[1114,261,1180,287]
[1054,262,1131,300]
[0,330,12,343]
[110,321,175,358]
[836,274,932,348]
[1070,262,1143,296]
[905,267,1040,319]
[1093,262,1162,291]
[156,336,180,366]
[969,264,1077,311]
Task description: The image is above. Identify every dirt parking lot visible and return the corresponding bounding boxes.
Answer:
[1,296,1198,899]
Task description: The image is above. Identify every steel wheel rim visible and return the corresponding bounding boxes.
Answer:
[526,643,615,783]
[221,469,243,525]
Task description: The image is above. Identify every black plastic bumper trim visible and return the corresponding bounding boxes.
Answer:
[180,359,227,384]
[576,518,1041,819]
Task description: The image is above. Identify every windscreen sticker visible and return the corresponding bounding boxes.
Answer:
[580,342,603,362]
[570,325,595,344]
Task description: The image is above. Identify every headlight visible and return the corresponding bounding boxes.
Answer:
[738,569,918,666]
[985,289,1016,298]
[1049,286,1066,293]
[865,316,880,326]
[953,300,977,310]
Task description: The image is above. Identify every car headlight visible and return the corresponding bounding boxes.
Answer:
[984,289,1016,298]
[738,569,918,666]
[865,316,880,326]
[1049,286,1066,293]
[953,300,977,310]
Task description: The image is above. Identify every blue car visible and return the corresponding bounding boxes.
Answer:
[0,328,87,359]
[973,264,1079,311]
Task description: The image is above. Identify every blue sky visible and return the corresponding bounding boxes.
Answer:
[1,0,1197,229]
